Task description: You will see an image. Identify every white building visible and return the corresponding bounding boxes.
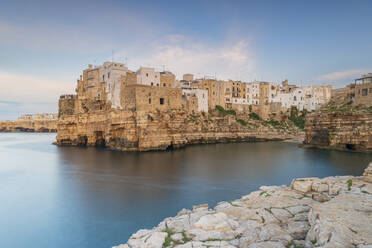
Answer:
[272,85,332,111]
[182,88,208,112]
[246,82,260,105]
[136,67,160,87]
[99,62,128,108]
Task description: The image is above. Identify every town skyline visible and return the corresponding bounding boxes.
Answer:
[1,0,372,120]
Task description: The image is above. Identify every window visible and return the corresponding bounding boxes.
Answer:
[102,75,105,81]
[108,72,110,79]
[163,83,166,87]
[294,96,297,101]
[149,98,151,104]
[146,73,149,77]
[157,83,159,86]
[151,82,153,86]
[369,88,372,93]
[160,98,164,105]
[362,88,368,96]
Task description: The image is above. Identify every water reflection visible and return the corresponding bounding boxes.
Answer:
[0,133,370,248]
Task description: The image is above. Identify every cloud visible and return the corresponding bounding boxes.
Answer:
[119,38,255,80]
[0,71,75,119]
[0,21,115,53]
[316,69,367,82]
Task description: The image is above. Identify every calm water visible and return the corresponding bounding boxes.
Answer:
[0,133,371,248]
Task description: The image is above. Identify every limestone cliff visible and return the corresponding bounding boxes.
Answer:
[303,109,372,152]
[0,119,57,132]
[56,109,301,151]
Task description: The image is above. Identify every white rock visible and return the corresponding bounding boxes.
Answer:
[128,231,167,248]
[291,178,317,193]
[247,241,286,248]
[112,244,129,248]
[171,233,183,241]
[287,221,310,239]
[193,212,238,232]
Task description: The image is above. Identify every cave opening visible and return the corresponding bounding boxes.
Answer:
[94,131,106,147]
[345,143,356,150]
[166,143,174,151]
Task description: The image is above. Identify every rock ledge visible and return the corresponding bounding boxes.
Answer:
[113,163,372,248]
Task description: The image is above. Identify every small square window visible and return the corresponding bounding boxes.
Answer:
[362,88,368,96]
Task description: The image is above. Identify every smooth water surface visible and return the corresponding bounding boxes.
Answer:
[0,133,371,248]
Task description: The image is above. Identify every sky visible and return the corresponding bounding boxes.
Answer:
[0,0,372,120]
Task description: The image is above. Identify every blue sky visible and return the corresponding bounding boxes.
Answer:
[0,0,371,120]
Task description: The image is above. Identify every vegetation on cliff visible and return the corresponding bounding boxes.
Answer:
[321,99,372,113]
[289,106,307,129]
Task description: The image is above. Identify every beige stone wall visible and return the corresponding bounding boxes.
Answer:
[135,85,183,111]
[259,83,270,104]
[121,72,138,86]
[120,84,184,112]
[199,79,228,110]
[160,73,175,88]
[0,119,57,132]
[355,82,372,106]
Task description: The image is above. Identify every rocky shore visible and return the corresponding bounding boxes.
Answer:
[113,163,372,248]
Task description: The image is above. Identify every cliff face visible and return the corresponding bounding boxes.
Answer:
[56,109,300,151]
[303,111,372,152]
[0,119,57,132]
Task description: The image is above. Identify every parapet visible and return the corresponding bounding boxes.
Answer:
[60,94,77,99]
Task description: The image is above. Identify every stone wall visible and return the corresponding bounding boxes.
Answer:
[0,119,57,132]
[355,82,372,106]
[303,111,372,152]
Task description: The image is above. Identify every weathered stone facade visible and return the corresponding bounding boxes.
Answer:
[303,111,372,152]
[56,63,304,151]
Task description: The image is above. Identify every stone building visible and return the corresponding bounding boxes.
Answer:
[182,88,208,113]
[198,79,228,110]
[229,80,247,105]
[272,84,332,111]
[121,84,184,112]
[183,73,194,81]
[354,73,372,106]
[160,71,176,88]
[136,67,161,87]
[74,62,128,109]
[246,82,260,105]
